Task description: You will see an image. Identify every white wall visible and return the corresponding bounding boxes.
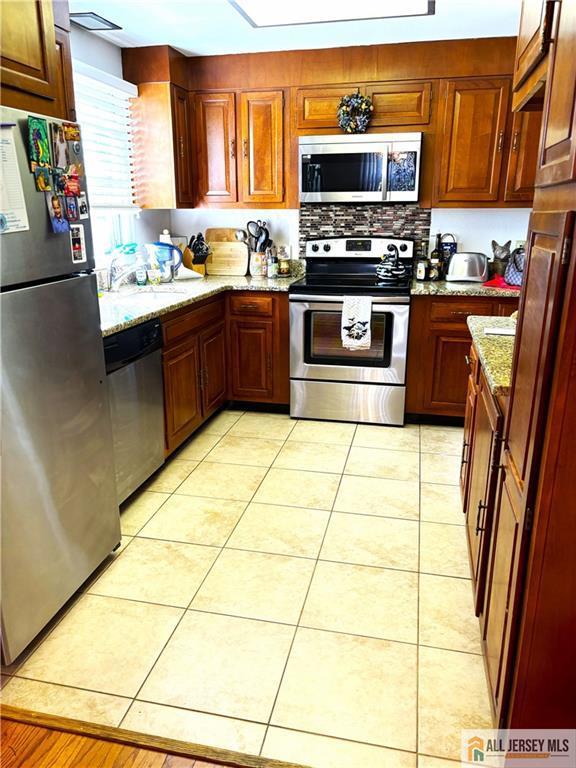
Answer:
[70,26,123,77]
[429,208,531,257]
[170,209,300,255]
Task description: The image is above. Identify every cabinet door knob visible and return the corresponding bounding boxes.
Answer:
[243,138,248,158]
[497,130,504,152]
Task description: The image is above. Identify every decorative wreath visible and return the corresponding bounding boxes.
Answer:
[337,90,374,134]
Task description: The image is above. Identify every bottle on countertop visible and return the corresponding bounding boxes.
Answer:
[135,254,148,286]
[416,239,430,282]
[429,231,444,282]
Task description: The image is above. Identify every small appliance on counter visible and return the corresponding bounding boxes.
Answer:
[445,252,489,283]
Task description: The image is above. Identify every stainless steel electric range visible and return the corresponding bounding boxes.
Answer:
[289,236,414,425]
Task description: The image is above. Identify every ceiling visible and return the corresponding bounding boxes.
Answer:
[68,0,521,57]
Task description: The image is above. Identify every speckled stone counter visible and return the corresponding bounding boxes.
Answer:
[99,276,297,337]
[467,315,517,396]
[411,280,521,298]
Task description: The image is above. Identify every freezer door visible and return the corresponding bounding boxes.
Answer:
[1,273,120,664]
[0,106,95,288]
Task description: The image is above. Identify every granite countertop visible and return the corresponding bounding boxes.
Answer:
[99,275,297,337]
[411,280,521,298]
[467,315,517,397]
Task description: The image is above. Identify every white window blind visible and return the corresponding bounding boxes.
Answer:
[73,61,138,210]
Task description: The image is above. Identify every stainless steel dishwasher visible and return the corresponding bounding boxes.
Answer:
[104,319,165,504]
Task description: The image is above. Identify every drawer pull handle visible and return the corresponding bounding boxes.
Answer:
[512,130,520,152]
[497,130,504,152]
[451,311,470,318]
[460,439,469,466]
[465,354,471,367]
[240,303,258,311]
[476,501,488,535]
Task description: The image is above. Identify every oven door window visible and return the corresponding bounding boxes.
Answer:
[304,309,393,367]
[302,153,383,193]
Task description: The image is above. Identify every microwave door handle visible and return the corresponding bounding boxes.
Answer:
[382,149,389,202]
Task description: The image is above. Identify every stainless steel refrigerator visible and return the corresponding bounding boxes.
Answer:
[1,106,121,664]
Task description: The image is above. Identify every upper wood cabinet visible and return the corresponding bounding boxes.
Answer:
[194,92,238,204]
[296,85,361,130]
[504,110,542,201]
[513,0,555,90]
[365,81,432,127]
[435,78,511,203]
[171,86,194,206]
[0,0,75,120]
[240,90,284,203]
[535,0,576,186]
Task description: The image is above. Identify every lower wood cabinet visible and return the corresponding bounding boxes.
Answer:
[162,297,227,454]
[227,292,290,405]
[406,295,518,417]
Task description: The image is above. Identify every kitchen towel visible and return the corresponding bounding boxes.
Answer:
[342,295,372,350]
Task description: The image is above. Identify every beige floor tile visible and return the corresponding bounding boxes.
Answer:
[122,701,265,755]
[206,434,284,467]
[421,426,464,456]
[321,513,419,570]
[334,475,419,520]
[301,561,418,643]
[421,484,463,525]
[418,757,461,768]
[177,462,267,501]
[345,446,420,482]
[176,431,222,461]
[254,468,340,511]
[288,419,356,445]
[202,410,244,435]
[139,611,293,722]
[354,423,420,452]
[271,628,417,750]
[81,535,133,592]
[273,441,349,473]
[192,549,314,624]
[227,502,329,557]
[420,522,470,578]
[120,491,170,536]
[17,594,182,697]
[139,495,246,546]
[419,574,481,654]
[263,728,416,768]
[421,454,461,486]
[88,538,218,607]
[418,646,492,760]
[146,460,198,493]
[1,677,130,726]
[229,412,296,440]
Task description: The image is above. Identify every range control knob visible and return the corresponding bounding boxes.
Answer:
[399,243,408,252]
[323,243,331,252]
[387,244,395,252]
[311,244,320,252]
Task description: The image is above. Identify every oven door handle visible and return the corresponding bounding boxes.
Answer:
[289,294,410,305]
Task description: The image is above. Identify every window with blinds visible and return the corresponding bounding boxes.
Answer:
[73,62,137,210]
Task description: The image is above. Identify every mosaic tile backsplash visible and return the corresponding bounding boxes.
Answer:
[299,203,431,258]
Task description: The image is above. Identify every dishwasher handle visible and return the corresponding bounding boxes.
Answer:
[104,319,162,374]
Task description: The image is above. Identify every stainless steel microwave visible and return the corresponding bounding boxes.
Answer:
[299,132,422,203]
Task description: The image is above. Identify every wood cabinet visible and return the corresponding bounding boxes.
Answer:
[406,295,518,418]
[513,0,555,90]
[435,78,511,203]
[194,92,237,204]
[460,345,479,509]
[464,369,504,615]
[296,85,362,130]
[366,81,432,127]
[504,110,542,201]
[227,292,289,405]
[172,86,194,206]
[535,0,576,186]
[162,297,227,454]
[0,0,74,120]
[240,90,284,203]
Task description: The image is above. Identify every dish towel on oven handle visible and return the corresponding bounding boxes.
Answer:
[341,295,372,350]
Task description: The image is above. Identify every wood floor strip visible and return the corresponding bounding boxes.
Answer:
[0,706,308,768]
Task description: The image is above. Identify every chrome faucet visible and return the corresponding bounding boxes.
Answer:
[108,263,137,292]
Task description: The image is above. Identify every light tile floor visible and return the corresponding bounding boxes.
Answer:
[1,409,493,767]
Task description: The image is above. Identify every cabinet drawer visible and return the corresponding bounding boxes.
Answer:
[430,300,493,325]
[229,294,274,317]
